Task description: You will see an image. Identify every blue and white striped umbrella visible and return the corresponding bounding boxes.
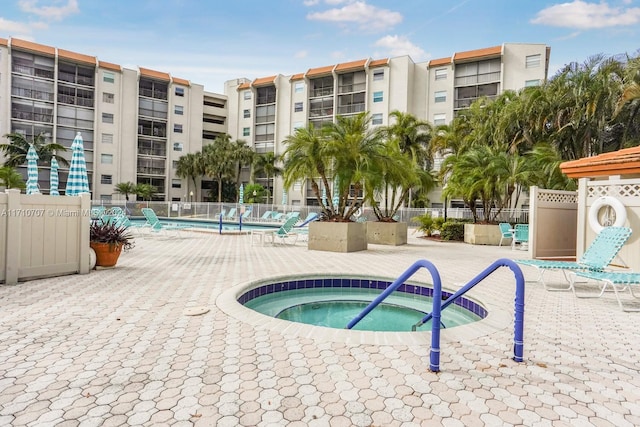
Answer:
[332,178,339,207]
[49,157,60,196]
[321,186,327,206]
[239,183,244,204]
[65,132,90,196]
[26,144,40,195]
[282,189,287,205]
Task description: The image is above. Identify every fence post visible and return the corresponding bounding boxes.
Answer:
[5,190,21,284]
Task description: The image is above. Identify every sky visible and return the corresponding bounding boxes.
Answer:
[1,0,639,93]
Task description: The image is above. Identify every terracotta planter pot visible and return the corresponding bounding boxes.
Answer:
[90,242,123,267]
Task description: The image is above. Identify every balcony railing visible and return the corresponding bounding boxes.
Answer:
[139,87,168,100]
[137,148,167,157]
[58,71,95,86]
[454,95,498,109]
[338,82,365,94]
[454,71,501,87]
[309,108,334,118]
[137,167,166,175]
[255,115,275,124]
[11,87,55,102]
[310,87,333,97]
[12,110,53,123]
[12,65,54,79]
[337,103,365,115]
[57,94,94,107]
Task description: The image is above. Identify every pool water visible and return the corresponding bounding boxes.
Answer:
[243,287,484,332]
[130,218,277,231]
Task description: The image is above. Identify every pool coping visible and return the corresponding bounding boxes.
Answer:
[216,273,513,346]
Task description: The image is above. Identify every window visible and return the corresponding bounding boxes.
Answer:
[433,113,446,126]
[101,133,113,144]
[175,87,185,96]
[243,127,250,136]
[525,79,540,87]
[172,179,181,188]
[294,102,303,112]
[294,82,304,93]
[101,154,113,164]
[102,113,114,124]
[103,71,115,83]
[435,68,447,80]
[373,91,383,103]
[100,174,112,185]
[434,90,446,103]
[243,109,250,118]
[373,69,384,81]
[103,92,114,104]
[100,194,112,201]
[293,121,303,130]
[174,124,183,133]
[243,90,251,100]
[172,160,178,168]
[173,142,183,151]
[526,54,541,68]
[174,105,184,115]
[372,113,383,125]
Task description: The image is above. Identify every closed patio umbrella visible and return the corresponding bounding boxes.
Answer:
[282,189,287,205]
[65,132,90,196]
[49,157,60,196]
[239,183,244,204]
[26,144,40,195]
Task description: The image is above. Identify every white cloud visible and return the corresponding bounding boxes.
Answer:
[531,1,640,29]
[307,1,402,32]
[294,50,308,59]
[18,0,79,21]
[303,0,320,5]
[0,17,40,34]
[374,35,427,61]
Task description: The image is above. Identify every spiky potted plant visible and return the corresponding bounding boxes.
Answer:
[89,221,134,267]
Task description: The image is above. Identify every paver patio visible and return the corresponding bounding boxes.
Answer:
[1,229,638,426]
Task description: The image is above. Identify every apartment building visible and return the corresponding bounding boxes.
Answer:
[1,38,548,206]
[0,37,227,202]
[224,43,550,207]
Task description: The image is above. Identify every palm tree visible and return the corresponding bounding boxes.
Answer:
[135,183,157,201]
[385,110,432,166]
[114,181,137,202]
[253,151,282,205]
[0,166,26,190]
[203,135,235,202]
[176,152,203,201]
[0,132,69,168]
[282,124,332,215]
[230,139,254,202]
[324,112,385,220]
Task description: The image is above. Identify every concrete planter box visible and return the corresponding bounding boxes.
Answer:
[366,221,408,246]
[464,223,502,245]
[308,221,367,253]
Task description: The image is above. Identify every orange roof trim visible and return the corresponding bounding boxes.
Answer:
[368,58,389,68]
[335,59,367,72]
[172,77,190,86]
[237,82,251,90]
[58,48,96,65]
[306,64,335,77]
[429,57,451,67]
[252,75,277,86]
[0,37,8,46]
[560,146,640,178]
[289,73,304,81]
[139,67,170,81]
[454,45,502,61]
[99,60,121,71]
[10,38,55,56]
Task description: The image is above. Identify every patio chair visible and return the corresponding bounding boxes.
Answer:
[515,226,632,290]
[271,212,284,221]
[570,270,640,312]
[293,212,319,241]
[239,208,252,221]
[512,224,529,250]
[225,208,237,220]
[498,223,513,247]
[251,216,300,246]
[258,211,274,221]
[141,208,191,237]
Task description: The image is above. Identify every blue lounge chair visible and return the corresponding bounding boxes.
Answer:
[498,223,513,247]
[570,270,640,311]
[296,212,319,227]
[258,211,274,221]
[141,208,191,237]
[515,226,632,290]
[240,208,252,221]
[511,224,529,250]
[225,208,237,220]
[251,216,300,246]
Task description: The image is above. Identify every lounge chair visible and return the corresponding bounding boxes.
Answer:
[271,212,284,221]
[240,208,252,221]
[225,208,237,220]
[251,216,300,246]
[258,211,274,221]
[293,212,319,241]
[512,224,529,250]
[498,223,513,247]
[296,212,319,227]
[141,208,191,237]
[515,226,632,290]
[570,270,640,311]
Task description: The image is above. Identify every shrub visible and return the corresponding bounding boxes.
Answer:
[440,220,469,241]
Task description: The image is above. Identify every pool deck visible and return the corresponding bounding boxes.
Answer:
[1,229,638,426]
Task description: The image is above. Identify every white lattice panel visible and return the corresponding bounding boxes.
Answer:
[588,182,640,200]
[536,191,578,204]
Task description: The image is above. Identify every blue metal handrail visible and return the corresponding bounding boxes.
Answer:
[346,258,525,372]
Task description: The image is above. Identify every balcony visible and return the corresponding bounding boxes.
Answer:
[139,87,168,100]
[309,108,333,118]
[136,167,166,175]
[454,71,501,87]
[337,103,365,115]
[11,87,54,102]
[57,94,94,108]
[12,65,54,80]
[454,95,498,109]
[12,110,54,123]
[338,82,365,94]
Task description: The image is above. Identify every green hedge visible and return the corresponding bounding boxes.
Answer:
[440,219,472,241]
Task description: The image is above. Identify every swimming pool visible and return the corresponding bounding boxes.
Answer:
[238,276,486,332]
[130,217,278,231]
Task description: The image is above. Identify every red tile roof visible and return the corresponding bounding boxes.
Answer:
[139,67,170,81]
[10,38,55,56]
[252,76,277,86]
[429,57,451,67]
[454,45,502,61]
[560,146,640,178]
[335,59,367,72]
